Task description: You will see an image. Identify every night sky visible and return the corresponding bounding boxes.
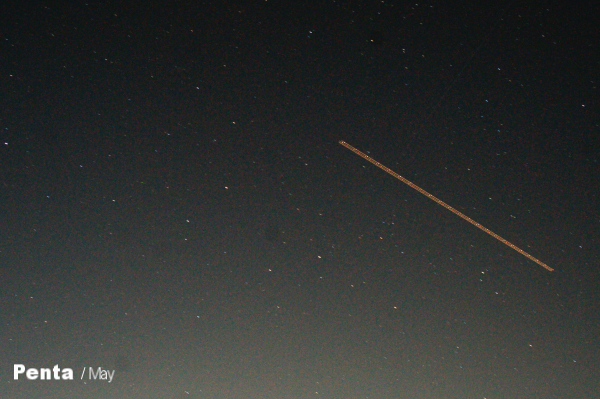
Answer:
[1,1,599,398]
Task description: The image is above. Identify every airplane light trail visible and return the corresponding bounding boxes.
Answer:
[339,140,553,272]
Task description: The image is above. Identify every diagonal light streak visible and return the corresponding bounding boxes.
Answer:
[339,140,553,272]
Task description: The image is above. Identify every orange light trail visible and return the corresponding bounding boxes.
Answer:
[339,140,553,272]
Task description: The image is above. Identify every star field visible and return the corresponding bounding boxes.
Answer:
[1,1,599,398]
